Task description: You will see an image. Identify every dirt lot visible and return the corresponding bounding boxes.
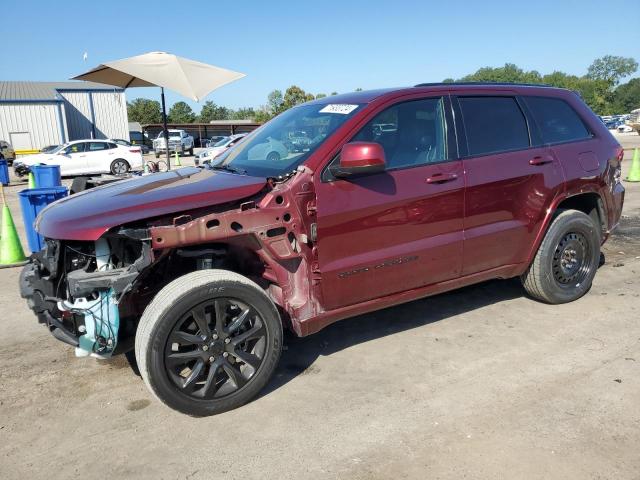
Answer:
[1,138,640,480]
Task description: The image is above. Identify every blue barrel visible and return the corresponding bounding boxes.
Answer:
[31,165,61,188]
[0,159,9,186]
[18,186,68,252]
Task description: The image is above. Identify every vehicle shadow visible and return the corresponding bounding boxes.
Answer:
[259,277,525,398]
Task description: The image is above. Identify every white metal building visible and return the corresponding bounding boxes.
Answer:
[0,81,128,153]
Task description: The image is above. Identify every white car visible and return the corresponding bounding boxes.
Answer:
[15,139,143,176]
[195,134,247,165]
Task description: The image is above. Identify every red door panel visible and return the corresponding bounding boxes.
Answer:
[462,146,565,275]
[315,161,464,310]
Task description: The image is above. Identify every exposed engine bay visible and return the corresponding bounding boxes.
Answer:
[20,167,324,358]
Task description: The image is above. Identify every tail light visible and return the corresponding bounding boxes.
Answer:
[129,148,141,153]
[614,146,624,184]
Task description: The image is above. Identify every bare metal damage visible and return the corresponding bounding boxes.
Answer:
[149,167,321,335]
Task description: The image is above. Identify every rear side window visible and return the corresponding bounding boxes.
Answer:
[458,96,530,156]
[88,142,109,151]
[525,96,591,144]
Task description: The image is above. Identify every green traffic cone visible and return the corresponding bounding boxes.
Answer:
[627,148,640,182]
[28,172,36,189]
[174,150,182,167]
[143,162,150,174]
[0,204,28,266]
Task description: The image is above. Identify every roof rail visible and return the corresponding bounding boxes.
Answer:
[414,82,554,88]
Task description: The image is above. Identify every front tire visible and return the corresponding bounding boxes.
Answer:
[189,147,194,156]
[521,209,600,304]
[135,270,283,416]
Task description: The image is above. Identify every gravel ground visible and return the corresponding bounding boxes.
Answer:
[0,143,639,480]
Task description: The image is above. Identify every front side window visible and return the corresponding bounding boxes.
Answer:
[459,96,530,156]
[220,103,361,177]
[351,97,447,169]
[64,143,85,154]
[525,96,591,144]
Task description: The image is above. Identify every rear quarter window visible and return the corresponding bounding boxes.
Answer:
[458,96,530,156]
[525,96,591,144]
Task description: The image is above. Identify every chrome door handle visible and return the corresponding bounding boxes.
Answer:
[529,156,553,166]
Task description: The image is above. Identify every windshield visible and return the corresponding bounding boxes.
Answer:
[50,143,69,154]
[156,131,181,139]
[218,103,361,177]
[213,137,231,147]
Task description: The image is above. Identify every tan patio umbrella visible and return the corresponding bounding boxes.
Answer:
[72,51,245,168]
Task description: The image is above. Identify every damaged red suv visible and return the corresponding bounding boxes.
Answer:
[21,83,625,415]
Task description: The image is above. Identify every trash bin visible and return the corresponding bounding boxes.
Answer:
[18,186,68,252]
[31,165,61,188]
[0,160,9,186]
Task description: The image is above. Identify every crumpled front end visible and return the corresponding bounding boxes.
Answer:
[20,233,152,357]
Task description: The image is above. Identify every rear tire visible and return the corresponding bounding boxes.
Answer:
[110,159,130,175]
[189,147,194,156]
[135,270,283,416]
[521,209,600,304]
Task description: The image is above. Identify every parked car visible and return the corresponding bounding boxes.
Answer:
[110,138,150,154]
[40,145,60,154]
[629,108,640,135]
[0,140,16,165]
[20,84,624,416]
[14,139,143,176]
[195,134,246,165]
[129,130,151,148]
[153,129,194,158]
[617,124,634,133]
[247,137,288,161]
[206,136,228,148]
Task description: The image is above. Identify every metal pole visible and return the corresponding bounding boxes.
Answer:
[161,87,171,170]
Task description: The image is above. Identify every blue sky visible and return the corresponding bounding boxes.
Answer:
[2,0,639,112]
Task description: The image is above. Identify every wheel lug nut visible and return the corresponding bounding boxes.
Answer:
[209,356,215,363]
[212,334,218,340]
[202,345,208,351]
[223,352,228,358]
[224,338,230,344]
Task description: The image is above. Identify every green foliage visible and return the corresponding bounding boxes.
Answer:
[587,55,638,86]
[612,78,640,113]
[448,56,639,115]
[231,107,256,120]
[127,98,162,124]
[267,90,284,115]
[168,101,195,123]
[198,101,230,122]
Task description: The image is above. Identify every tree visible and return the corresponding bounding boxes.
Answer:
[587,55,638,87]
[315,93,327,99]
[127,98,162,124]
[198,101,230,122]
[168,102,195,123]
[267,90,284,115]
[355,87,363,91]
[459,63,542,84]
[612,78,640,113]
[330,91,338,96]
[232,107,256,120]
[283,86,310,109]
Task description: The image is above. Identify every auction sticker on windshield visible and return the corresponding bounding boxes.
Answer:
[319,104,359,114]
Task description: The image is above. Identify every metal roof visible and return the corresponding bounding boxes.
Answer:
[0,81,124,101]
